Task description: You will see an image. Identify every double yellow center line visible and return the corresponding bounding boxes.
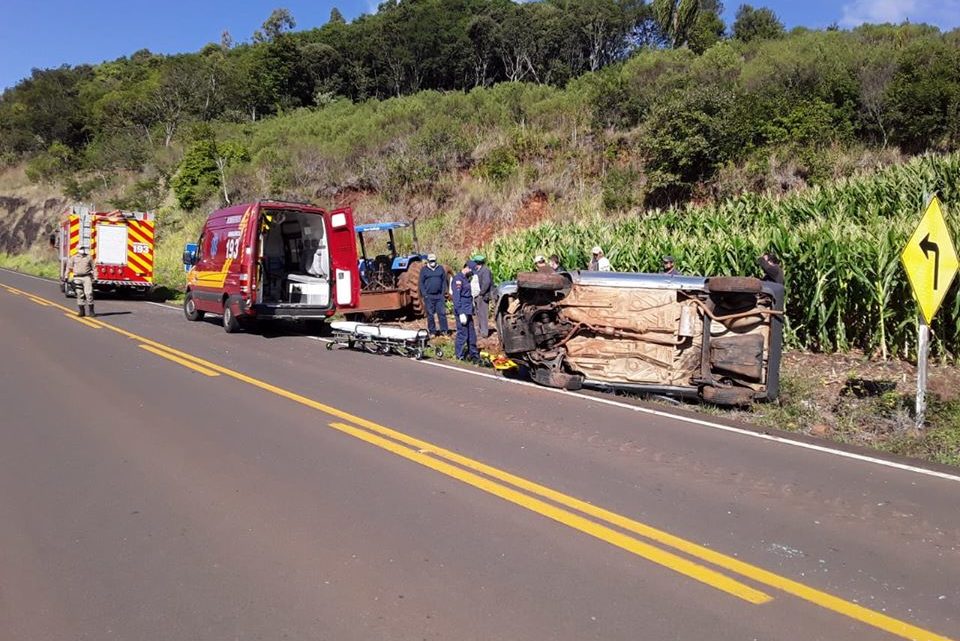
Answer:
[0,280,954,641]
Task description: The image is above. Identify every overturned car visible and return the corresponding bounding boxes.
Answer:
[495,271,784,405]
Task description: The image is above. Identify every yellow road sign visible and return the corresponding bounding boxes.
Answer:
[901,195,958,324]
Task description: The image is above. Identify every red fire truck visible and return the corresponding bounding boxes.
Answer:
[58,205,156,298]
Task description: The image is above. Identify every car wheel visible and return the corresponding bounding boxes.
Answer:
[223,300,241,333]
[706,276,763,294]
[517,271,568,292]
[184,292,205,321]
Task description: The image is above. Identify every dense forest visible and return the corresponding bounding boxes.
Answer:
[1,1,959,211]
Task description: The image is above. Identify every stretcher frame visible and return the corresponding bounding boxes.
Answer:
[326,321,443,360]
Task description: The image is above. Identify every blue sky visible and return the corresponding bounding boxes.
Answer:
[3,0,959,91]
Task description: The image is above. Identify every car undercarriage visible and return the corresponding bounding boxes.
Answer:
[496,271,784,405]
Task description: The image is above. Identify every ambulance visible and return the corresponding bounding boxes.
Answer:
[58,205,155,297]
[182,200,360,332]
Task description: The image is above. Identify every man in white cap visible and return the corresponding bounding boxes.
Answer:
[589,246,611,272]
[534,255,550,272]
[67,245,97,317]
[418,253,449,336]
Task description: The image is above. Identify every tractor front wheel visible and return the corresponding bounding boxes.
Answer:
[399,260,425,319]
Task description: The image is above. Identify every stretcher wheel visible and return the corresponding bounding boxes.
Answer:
[414,348,424,360]
[325,341,334,350]
[434,347,444,359]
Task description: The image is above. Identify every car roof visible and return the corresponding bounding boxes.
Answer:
[355,222,409,233]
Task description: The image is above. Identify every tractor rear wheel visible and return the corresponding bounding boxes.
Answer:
[399,260,424,319]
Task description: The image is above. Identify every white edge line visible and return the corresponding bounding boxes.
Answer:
[416,359,960,485]
[144,301,180,311]
[0,267,57,283]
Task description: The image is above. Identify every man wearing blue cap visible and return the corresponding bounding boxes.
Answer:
[452,260,479,362]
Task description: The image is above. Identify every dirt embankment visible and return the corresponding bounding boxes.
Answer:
[0,195,66,254]
[0,168,66,255]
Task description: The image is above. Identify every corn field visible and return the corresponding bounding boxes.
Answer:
[486,153,960,360]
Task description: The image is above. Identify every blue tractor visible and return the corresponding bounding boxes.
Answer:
[353,221,428,318]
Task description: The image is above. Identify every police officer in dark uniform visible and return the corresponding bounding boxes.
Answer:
[419,253,449,336]
[452,261,479,362]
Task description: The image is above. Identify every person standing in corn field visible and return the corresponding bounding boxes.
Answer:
[589,246,611,272]
[534,255,551,272]
[758,253,784,285]
[549,255,563,272]
[662,255,679,275]
[471,254,493,339]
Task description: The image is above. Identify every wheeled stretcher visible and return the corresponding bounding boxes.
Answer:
[327,321,443,360]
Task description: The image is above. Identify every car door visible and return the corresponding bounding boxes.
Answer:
[326,207,360,310]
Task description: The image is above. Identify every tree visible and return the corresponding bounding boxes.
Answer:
[651,0,701,48]
[887,39,960,152]
[149,57,207,146]
[858,51,895,147]
[329,7,346,25]
[467,15,499,87]
[254,8,296,43]
[0,66,93,153]
[732,4,785,43]
[687,0,725,53]
[213,140,250,204]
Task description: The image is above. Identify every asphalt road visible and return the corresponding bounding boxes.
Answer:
[1,267,958,641]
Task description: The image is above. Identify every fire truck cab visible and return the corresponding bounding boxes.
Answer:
[58,205,156,297]
[183,201,360,333]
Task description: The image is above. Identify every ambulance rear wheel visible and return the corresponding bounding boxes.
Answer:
[223,301,241,333]
[184,292,205,322]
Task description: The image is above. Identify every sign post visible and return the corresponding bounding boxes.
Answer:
[900,194,958,429]
[915,318,929,430]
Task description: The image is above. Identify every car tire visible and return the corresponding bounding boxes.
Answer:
[184,292,205,321]
[517,271,568,292]
[706,276,763,294]
[223,300,241,333]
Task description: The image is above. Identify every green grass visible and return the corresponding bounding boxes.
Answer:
[0,250,60,280]
[884,399,960,467]
[152,209,205,297]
